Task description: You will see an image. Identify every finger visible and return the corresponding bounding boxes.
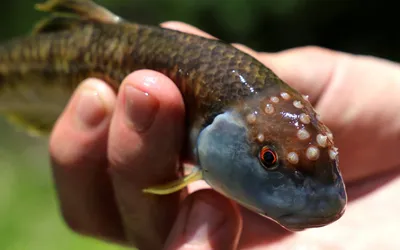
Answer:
[238,207,291,249]
[160,23,260,59]
[224,44,334,104]
[257,46,345,104]
[231,43,259,58]
[313,55,400,182]
[49,79,125,242]
[164,190,242,250]
[161,21,216,39]
[107,70,186,249]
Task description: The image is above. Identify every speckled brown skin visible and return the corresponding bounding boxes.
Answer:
[1,21,272,124]
[238,92,336,183]
[0,19,335,177]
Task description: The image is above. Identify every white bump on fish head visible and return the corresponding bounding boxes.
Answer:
[329,147,339,160]
[287,152,299,164]
[316,134,328,148]
[264,104,275,114]
[302,94,309,101]
[257,133,265,143]
[297,128,311,140]
[280,92,291,100]
[246,113,257,124]
[327,131,334,141]
[316,113,322,121]
[293,100,304,109]
[270,96,279,103]
[299,113,311,124]
[306,146,320,161]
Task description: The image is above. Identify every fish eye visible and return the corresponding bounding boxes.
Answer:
[259,146,278,170]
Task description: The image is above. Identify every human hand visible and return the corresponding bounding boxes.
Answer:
[49,21,400,250]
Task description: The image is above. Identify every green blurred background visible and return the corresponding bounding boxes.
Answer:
[0,0,398,249]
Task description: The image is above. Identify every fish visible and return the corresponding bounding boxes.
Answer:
[0,0,346,230]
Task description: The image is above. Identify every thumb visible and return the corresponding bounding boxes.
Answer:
[164,190,242,250]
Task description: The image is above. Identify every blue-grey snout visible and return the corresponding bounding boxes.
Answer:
[277,176,347,230]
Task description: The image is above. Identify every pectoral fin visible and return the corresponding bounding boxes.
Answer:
[35,0,124,24]
[143,168,203,195]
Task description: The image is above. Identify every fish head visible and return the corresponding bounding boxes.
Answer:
[196,88,347,230]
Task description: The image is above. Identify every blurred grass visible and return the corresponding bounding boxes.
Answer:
[0,119,127,250]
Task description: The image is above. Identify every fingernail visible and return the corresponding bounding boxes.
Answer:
[124,84,159,132]
[75,87,109,129]
[184,198,226,245]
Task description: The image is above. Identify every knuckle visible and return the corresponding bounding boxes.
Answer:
[49,132,97,170]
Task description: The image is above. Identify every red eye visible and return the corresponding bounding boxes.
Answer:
[259,146,278,170]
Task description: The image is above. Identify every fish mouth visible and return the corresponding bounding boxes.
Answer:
[277,207,346,231]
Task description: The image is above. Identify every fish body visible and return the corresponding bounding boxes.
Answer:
[0,0,347,230]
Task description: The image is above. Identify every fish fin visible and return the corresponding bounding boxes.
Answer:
[0,72,73,137]
[35,0,124,23]
[32,15,88,34]
[143,168,203,195]
[4,114,53,136]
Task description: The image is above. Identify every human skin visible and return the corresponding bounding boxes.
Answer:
[48,21,400,250]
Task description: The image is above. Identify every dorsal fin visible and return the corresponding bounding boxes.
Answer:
[35,0,124,24]
[32,15,89,34]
